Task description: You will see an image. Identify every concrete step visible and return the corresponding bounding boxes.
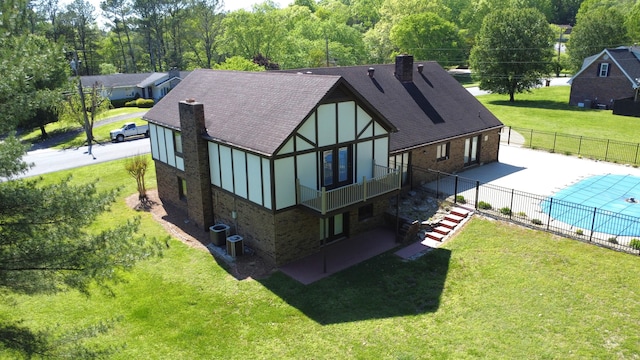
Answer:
[444,213,465,223]
[439,219,459,229]
[451,207,471,218]
[433,226,451,235]
[421,238,442,248]
[425,231,445,241]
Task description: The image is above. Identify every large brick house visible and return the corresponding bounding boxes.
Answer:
[143,55,503,267]
[568,46,640,109]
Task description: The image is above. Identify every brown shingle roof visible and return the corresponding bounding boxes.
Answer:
[285,62,504,153]
[144,69,351,155]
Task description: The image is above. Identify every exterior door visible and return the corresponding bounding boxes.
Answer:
[321,212,349,244]
[322,146,353,190]
[464,136,480,167]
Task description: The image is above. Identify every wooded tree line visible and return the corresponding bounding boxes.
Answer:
[4,0,637,77]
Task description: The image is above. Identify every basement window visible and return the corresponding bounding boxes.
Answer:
[178,177,187,201]
[358,204,374,221]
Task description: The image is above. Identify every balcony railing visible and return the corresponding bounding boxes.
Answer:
[297,165,401,214]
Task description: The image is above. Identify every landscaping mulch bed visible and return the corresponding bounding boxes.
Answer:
[125,190,276,280]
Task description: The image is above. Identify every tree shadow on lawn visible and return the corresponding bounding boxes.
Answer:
[486,99,571,110]
[259,248,451,325]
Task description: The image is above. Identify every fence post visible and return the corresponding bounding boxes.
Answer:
[475,181,480,210]
[546,198,553,230]
[529,129,533,148]
[589,207,597,242]
[363,176,367,202]
[508,127,512,145]
[578,136,583,156]
[635,143,639,165]
[321,187,327,215]
[605,139,610,161]
[553,132,557,153]
[296,178,300,205]
[454,175,459,204]
[509,189,514,220]
[436,171,440,200]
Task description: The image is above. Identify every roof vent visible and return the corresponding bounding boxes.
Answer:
[368,67,375,77]
[186,98,196,103]
[417,64,424,74]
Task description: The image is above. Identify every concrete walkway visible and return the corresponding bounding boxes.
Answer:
[457,144,640,197]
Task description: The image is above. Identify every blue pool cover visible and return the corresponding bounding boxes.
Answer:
[541,174,640,236]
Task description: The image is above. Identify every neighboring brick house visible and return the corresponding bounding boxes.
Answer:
[568,46,640,109]
[80,69,189,104]
[143,55,503,267]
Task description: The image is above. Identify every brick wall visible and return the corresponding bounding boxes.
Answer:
[212,188,278,265]
[409,130,500,185]
[179,101,214,230]
[569,60,635,107]
[155,160,187,213]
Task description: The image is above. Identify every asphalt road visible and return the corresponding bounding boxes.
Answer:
[19,137,151,178]
[15,111,150,179]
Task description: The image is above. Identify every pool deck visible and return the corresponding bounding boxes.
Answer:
[457,145,640,197]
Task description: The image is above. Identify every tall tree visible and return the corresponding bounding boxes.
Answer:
[220,4,288,63]
[626,1,640,44]
[470,7,554,102]
[61,80,112,156]
[0,148,162,356]
[0,34,67,131]
[61,0,100,75]
[390,12,464,66]
[183,0,224,69]
[566,8,629,72]
[101,0,138,72]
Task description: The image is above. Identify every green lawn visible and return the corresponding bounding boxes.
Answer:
[477,87,640,143]
[2,159,639,359]
[19,107,146,148]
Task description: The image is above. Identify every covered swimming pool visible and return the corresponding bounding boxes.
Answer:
[541,174,640,236]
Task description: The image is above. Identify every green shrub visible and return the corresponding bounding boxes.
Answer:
[499,207,511,216]
[126,98,155,108]
[517,211,527,218]
[575,229,583,235]
[455,195,466,204]
[531,218,543,225]
[478,201,492,210]
[630,238,640,250]
[111,98,137,108]
[608,237,618,244]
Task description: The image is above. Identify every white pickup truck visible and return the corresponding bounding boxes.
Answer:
[110,122,150,142]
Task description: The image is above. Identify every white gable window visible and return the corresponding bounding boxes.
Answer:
[598,63,610,77]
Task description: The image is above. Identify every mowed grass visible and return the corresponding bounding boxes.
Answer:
[2,158,640,358]
[19,107,147,149]
[477,86,640,143]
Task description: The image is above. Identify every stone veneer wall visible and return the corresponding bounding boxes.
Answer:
[409,130,500,185]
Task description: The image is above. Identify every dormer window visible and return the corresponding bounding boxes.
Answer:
[598,63,610,77]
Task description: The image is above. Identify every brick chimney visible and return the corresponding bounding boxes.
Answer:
[395,54,414,82]
[179,99,214,231]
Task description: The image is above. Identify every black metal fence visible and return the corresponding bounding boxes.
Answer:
[500,126,640,165]
[420,168,640,256]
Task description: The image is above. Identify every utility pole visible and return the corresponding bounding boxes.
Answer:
[73,51,95,158]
